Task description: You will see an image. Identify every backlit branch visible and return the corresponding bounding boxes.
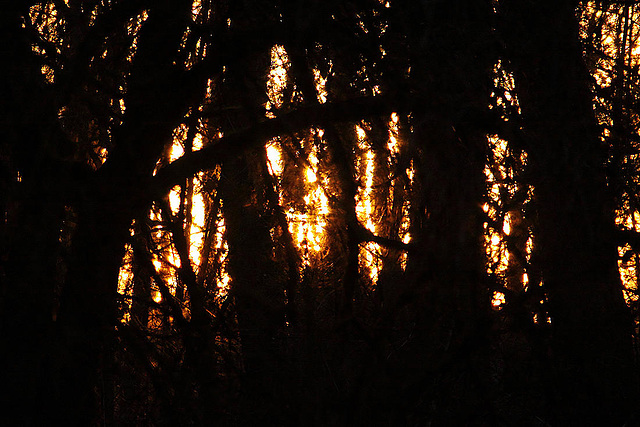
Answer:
[152,93,413,194]
[355,224,414,252]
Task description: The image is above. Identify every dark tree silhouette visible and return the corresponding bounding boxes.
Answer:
[1,1,639,425]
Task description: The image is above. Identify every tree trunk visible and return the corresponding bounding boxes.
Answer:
[399,0,496,423]
[501,1,637,423]
[0,4,77,422]
[50,1,198,420]
[220,152,290,424]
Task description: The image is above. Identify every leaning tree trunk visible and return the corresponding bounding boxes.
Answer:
[52,2,200,422]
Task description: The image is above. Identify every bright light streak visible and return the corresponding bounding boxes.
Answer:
[305,168,317,183]
[289,175,330,253]
[503,214,511,235]
[191,0,202,20]
[189,187,205,268]
[484,135,516,278]
[266,141,284,176]
[355,124,382,282]
[492,291,506,308]
[213,216,230,295]
[388,112,400,156]
[193,133,204,150]
[616,208,640,305]
[313,68,329,104]
[618,244,640,306]
[266,133,330,257]
[266,45,289,110]
[526,236,533,262]
[117,243,135,321]
[616,210,640,231]
[169,185,181,215]
[406,159,415,182]
[152,290,162,303]
[356,124,376,232]
[170,137,185,162]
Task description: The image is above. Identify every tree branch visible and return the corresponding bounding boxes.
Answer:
[355,224,414,252]
[152,93,412,194]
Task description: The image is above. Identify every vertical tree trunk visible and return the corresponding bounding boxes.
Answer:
[501,1,637,423]
[0,4,76,423]
[399,0,496,423]
[215,19,292,419]
[220,152,289,424]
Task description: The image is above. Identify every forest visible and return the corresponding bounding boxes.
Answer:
[1,0,640,425]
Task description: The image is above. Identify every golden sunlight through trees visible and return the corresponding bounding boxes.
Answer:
[110,0,640,387]
[617,212,640,305]
[8,1,640,425]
